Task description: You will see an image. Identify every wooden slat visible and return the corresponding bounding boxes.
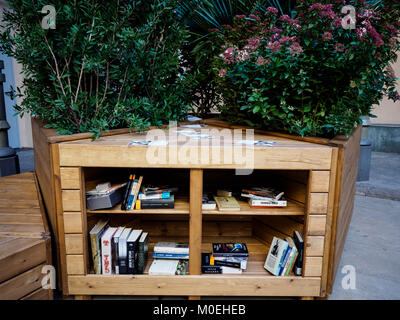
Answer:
[309,193,328,214]
[68,275,321,296]
[0,214,43,225]
[60,167,81,189]
[61,190,81,212]
[304,257,323,277]
[0,264,45,300]
[305,236,325,257]
[21,287,52,300]
[66,255,85,275]
[189,169,202,276]
[307,215,326,236]
[63,212,83,233]
[0,238,47,283]
[310,171,330,193]
[65,234,84,255]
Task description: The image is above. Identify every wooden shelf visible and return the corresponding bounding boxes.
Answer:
[87,198,304,216]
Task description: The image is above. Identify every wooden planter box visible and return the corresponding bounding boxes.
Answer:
[31,117,361,298]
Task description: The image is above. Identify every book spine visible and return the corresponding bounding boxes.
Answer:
[112,237,119,274]
[285,250,298,276]
[121,175,133,210]
[249,199,287,206]
[212,253,249,258]
[213,260,241,269]
[145,187,178,195]
[282,247,295,276]
[294,244,303,276]
[201,266,222,274]
[139,192,170,200]
[101,236,112,275]
[126,180,138,210]
[90,233,100,274]
[274,245,289,276]
[127,240,138,274]
[136,201,174,209]
[152,253,189,259]
[118,239,128,274]
[279,246,292,276]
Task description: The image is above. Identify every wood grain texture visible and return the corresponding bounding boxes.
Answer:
[189,169,203,276]
[60,167,81,189]
[61,190,81,212]
[66,255,85,275]
[65,234,84,255]
[63,212,83,233]
[307,215,326,236]
[304,257,323,277]
[68,275,321,296]
[310,171,330,193]
[309,193,328,214]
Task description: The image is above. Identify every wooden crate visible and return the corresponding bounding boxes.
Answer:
[0,172,53,300]
[31,117,361,297]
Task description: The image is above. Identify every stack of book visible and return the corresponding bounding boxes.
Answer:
[86,182,127,210]
[202,243,249,274]
[121,174,144,210]
[136,185,178,210]
[241,187,287,208]
[149,242,189,275]
[89,219,149,275]
[264,230,304,276]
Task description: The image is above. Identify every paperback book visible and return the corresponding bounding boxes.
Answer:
[212,243,249,257]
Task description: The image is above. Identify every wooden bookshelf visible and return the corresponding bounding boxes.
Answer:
[56,124,338,299]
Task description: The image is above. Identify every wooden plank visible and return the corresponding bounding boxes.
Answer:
[60,167,81,189]
[68,275,321,296]
[63,212,83,233]
[0,224,45,238]
[61,190,81,212]
[65,234,84,255]
[0,238,47,283]
[66,255,85,275]
[0,214,43,225]
[304,257,323,277]
[305,236,325,257]
[21,287,52,300]
[320,148,338,297]
[0,264,45,300]
[310,171,330,193]
[189,169,202,276]
[309,193,328,214]
[307,215,326,236]
[58,144,333,170]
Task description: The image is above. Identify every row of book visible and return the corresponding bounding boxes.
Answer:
[202,187,287,211]
[89,219,148,275]
[202,243,249,274]
[264,230,304,276]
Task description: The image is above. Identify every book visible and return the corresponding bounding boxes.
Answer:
[247,198,287,207]
[214,196,240,211]
[293,230,304,276]
[112,227,125,274]
[121,174,134,210]
[127,229,143,274]
[283,237,298,276]
[101,227,118,275]
[242,187,284,201]
[86,182,127,196]
[128,176,143,210]
[152,253,189,259]
[148,259,188,275]
[118,228,132,274]
[137,232,149,274]
[264,237,289,276]
[278,245,292,276]
[89,219,109,274]
[201,253,242,274]
[142,185,179,196]
[213,255,248,269]
[212,243,249,257]
[202,193,216,210]
[216,189,233,197]
[138,192,170,200]
[135,195,174,209]
[154,242,189,255]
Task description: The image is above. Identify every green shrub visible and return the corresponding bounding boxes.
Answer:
[1,0,195,137]
[210,1,400,137]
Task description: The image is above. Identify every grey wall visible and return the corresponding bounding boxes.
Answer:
[368,124,400,154]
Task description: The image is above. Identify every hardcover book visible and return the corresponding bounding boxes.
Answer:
[283,237,298,276]
[293,230,304,276]
[127,229,143,274]
[152,253,189,259]
[212,243,249,257]
[264,237,289,276]
[148,259,188,275]
[101,227,118,275]
[135,195,174,209]
[137,232,149,274]
[214,196,240,211]
[112,227,125,274]
[201,253,243,274]
[89,219,109,274]
[118,228,132,274]
[154,242,189,255]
